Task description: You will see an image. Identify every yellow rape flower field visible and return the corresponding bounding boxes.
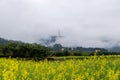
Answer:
[0,55,120,80]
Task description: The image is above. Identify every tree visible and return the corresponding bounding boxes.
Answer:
[53,44,62,51]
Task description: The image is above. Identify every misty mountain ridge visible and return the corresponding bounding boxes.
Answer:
[1,37,120,52]
[108,46,120,53]
[0,37,22,44]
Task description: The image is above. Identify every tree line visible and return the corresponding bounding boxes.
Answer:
[0,42,51,60]
[0,42,119,60]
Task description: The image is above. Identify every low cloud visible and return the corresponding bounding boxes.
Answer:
[0,0,120,48]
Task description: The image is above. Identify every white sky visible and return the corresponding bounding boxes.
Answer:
[0,0,120,47]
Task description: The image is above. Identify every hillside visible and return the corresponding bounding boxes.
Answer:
[0,37,22,44]
[0,37,9,44]
[109,46,120,52]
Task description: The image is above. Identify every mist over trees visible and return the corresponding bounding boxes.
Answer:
[0,37,120,60]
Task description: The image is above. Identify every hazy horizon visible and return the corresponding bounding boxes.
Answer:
[0,0,120,48]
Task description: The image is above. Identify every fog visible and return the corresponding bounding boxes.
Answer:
[0,0,120,48]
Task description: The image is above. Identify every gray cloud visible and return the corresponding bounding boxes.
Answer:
[0,0,120,47]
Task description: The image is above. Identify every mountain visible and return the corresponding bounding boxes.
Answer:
[52,44,108,52]
[0,37,21,44]
[0,37,10,44]
[108,46,120,52]
[0,37,112,53]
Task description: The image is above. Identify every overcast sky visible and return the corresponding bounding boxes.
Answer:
[0,0,120,48]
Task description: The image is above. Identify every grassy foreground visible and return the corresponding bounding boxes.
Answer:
[0,55,120,80]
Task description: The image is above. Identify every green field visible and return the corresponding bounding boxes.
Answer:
[0,55,120,80]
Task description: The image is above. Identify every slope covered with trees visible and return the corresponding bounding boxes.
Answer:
[0,42,51,60]
[0,37,51,60]
[0,37,10,44]
[0,37,119,60]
